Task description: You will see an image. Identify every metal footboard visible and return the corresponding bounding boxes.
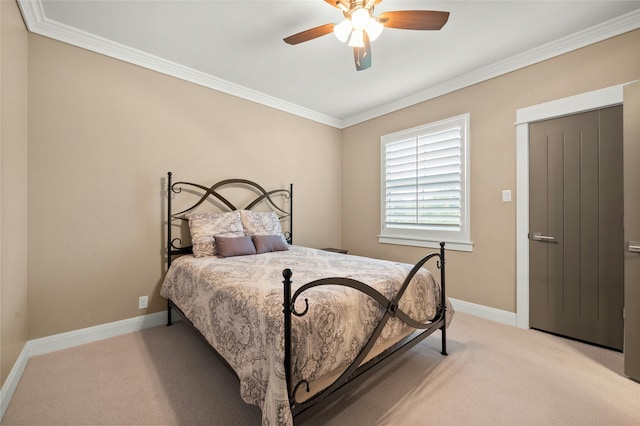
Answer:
[283,242,447,422]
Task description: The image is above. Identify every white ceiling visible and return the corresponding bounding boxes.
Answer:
[18,0,640,128]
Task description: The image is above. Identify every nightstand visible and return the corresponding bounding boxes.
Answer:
[321,247,348,254]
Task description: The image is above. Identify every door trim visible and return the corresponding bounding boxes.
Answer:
[515,84,628,329]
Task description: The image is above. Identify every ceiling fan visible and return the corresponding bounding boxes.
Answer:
[283,0,450,71]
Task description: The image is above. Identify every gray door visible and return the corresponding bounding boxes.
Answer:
[624,82,640,381]
[529,106,624,350]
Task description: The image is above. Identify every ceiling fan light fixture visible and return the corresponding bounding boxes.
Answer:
[283,1,451,71]
[348,29,365,48]
[351,8,370,31]
[365,18,383,41]
[334,19,352,42]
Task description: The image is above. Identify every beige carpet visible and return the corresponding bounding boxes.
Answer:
[2,312,639,425]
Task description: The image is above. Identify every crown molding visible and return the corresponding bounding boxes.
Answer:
[17,1,640,130]
[17,0,342,128]
[340,8,640,128]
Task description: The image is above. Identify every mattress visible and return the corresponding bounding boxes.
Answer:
[161,245,453,425]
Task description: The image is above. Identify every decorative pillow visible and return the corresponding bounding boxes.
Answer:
[252,234,289,254]
[240,210,287,244]
[215,235,257,258]
[187,211,244,257]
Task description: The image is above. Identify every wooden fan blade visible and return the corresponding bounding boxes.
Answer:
[378,10,450,30]
[283,23,335,45]
[353,32,372,71]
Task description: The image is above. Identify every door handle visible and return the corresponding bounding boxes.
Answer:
[532,232,556,242]
[627,241,640,253]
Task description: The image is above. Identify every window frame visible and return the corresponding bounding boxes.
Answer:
[379,113,473,252]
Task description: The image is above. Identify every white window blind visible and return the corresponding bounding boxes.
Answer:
[380,114,472,251]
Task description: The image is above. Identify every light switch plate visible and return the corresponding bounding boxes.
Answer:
[502,190,512,202]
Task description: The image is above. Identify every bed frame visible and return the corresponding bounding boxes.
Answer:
[164,172,448,424]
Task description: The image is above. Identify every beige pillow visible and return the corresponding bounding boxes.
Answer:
[187,211,244,257]
[239,210,287,245]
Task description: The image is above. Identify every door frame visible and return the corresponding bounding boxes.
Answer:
[515,83,628,329]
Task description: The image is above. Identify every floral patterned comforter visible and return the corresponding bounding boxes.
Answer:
[160,245,454,425]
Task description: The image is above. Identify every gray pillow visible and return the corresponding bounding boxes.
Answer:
[252,234,289,254]
[215,235,256,257]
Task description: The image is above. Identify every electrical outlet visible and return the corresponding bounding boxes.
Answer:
[138,295,148,309]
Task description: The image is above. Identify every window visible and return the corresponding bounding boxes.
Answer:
[379,113,472,252]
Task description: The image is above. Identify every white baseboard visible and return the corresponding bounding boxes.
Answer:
[0,344,30,421]
[0,310,172,420]
[27,311,168,356]
[1,300,511,420]
[449,297,517,327]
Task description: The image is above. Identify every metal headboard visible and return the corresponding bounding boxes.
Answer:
[166,171,293,269]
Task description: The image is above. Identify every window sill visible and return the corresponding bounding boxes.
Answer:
[378,235,474,252]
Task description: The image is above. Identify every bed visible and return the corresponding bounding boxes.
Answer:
[161,172,453,425]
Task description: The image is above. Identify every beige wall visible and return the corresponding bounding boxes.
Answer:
[3,6,639,388]
[26,34,342,339]
[342,29,640,313]
[1,0,29,385]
